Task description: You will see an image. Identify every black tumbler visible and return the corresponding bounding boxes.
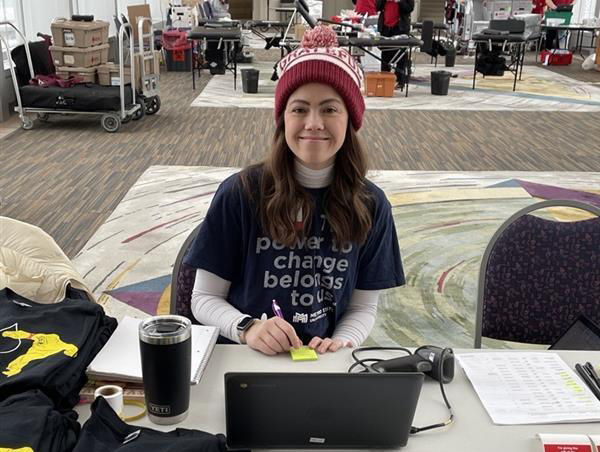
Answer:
[139,315,191,424]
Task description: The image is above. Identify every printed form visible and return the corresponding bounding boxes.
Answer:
[457,352,600,425]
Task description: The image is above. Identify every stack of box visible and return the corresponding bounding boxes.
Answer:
[50,18,110,84]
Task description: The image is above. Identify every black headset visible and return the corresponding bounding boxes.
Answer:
[348,345,455,434]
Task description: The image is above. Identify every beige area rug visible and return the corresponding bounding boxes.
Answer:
[72,166,600,348]
[190,60,600,111]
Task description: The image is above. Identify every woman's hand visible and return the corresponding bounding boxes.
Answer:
[244,317,303,355]
[308,337,353,354]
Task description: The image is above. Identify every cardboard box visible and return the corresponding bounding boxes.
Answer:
[128,4,152,44]
[55,65,97,83]
[295,24,307,40]
[50,44,109,67]
[97,51,160,87]
[364,72,395,97]
[596,30,600,70]
[97,63,134,86]
[51,19,109,48]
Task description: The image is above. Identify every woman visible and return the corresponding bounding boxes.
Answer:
[376,0,415,89]
[184,26,405,356]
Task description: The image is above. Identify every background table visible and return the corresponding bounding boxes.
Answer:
[76,347,600,451]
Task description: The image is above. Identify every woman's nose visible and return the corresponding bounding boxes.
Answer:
[304,111,324,130]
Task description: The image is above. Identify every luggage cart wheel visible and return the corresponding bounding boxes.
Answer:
[132,99,146,121]
[101,113,121,133]
[145,96,161,115]
[37,113,49,122]
[21,116,34,130]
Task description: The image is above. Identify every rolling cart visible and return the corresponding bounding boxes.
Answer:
[135,17,161,115]
[0,21,142,132]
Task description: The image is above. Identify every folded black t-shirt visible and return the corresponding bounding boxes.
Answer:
[74,397,228,452]
[0,389,80,452]
[0,289,117,410]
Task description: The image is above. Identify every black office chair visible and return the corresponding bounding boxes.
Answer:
[420,20,434,54]
[170,222,203,323]
[474,199,600,348]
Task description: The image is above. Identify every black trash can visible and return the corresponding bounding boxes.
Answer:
[241,69,259,94]
[445,47,456,67]
[431,70,451,95]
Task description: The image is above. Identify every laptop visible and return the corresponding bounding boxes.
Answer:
[224,372,424,449]
[549,314,600,351]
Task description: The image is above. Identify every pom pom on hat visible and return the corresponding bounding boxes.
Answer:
[301,24,339,49]
[275,25,365,130]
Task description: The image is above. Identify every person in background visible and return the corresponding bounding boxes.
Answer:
[376,0,415,89]
[543,0,575,49]
[184,26,405,356]
[210,0,231,20]
[353,0,378,16]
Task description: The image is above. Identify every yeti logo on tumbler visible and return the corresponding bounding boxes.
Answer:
[139,315,192,425]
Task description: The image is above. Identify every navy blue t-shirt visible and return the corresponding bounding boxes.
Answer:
[183,171,404,344]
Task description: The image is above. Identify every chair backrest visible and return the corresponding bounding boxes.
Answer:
[474,199,600,348]
[420,20,434,54]
[170,222,204,323]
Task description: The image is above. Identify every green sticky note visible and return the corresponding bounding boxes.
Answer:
[290,346,318,362]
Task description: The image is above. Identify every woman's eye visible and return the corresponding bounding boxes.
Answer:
[292,108,306,113]
[324,107,338,113]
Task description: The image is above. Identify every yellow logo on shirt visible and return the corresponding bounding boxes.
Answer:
[1,330,78,377]
[0,447,34,452]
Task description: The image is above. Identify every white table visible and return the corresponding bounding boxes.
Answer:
[76,347,600,451]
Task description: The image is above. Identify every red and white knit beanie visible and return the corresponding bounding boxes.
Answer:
[274,25,365,130]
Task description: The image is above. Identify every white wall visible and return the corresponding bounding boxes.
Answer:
[76,0,120,36]
[22,0,70,39]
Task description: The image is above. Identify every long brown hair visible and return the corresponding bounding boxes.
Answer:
[241,115,373,247]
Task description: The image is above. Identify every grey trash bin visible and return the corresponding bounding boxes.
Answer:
[431,70,451,95]
[241,69,259,94]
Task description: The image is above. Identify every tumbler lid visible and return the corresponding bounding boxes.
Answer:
[139,315,191,345]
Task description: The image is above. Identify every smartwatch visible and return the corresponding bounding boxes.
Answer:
[236,316,256,344]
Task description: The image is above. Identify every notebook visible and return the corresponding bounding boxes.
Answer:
[87,316,219,385]
[225,372,424,449]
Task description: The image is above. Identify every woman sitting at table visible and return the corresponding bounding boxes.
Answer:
[184,26,405,356]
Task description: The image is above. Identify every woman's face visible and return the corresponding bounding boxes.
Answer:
[284,83,349,170]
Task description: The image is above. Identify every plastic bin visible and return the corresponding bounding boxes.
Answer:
[165,47,192,72]
[431,70,451,95]
[50,44,109,67]
[51,19,109,47]
[241,69,259,93]
[364,72,396,97]
[539,49,573,65]
[544,10,572,25]
[55,66,97,83]
[445,48,456,67]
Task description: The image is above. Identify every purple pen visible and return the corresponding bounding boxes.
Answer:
[272,299,284,318]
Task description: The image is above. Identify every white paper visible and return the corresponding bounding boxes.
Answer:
[457,352,600,425]
[87,316,219,385]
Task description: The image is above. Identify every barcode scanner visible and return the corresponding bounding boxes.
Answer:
[349,345,455,434]
[370,346,454,383]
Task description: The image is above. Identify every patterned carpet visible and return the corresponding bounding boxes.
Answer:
[192,62,600,111]
[72,166,600,349]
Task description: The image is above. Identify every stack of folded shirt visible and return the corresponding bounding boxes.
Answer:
[0,389,80,451]
[0,288,117,410]
[74,397,228,451]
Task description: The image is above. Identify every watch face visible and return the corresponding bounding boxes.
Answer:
[237,317,255,332]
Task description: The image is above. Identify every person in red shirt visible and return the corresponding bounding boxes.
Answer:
[543,0,575,49]
[353,0,378,15]
[376,0,415,89]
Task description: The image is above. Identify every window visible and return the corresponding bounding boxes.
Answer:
[574,0,597,22]
[0,0,23,69]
